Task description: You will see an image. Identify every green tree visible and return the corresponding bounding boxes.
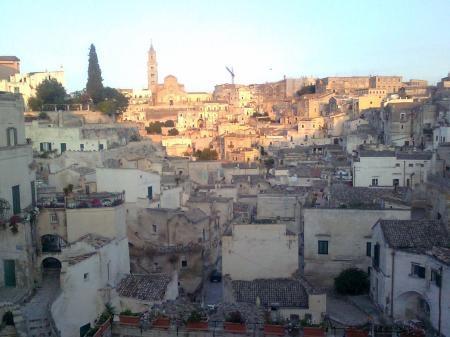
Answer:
[86,44,104,103]
[146,121,164,134]
[295,84,315,97]
[194,148,218,160]
[97,87,128,114]
[334,268,369,295]
[70,89,91,105]
[28,97,42,111]
[168,128,179,136]
[27,78,67,111]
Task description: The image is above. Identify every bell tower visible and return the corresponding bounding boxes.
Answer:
[147,42,158,94]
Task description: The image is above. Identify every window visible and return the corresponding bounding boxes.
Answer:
[408,163,414,167]
[431,269,442,287]
[373,243,380,269]
[83,273,89,281]
[393,179,399,186]
[152,224,157,233]
[366,242,372,257]
[6,127,18,146]
[395,163,400,167]
[98,144,104,150]
[371,178,378,186]
[147,186,153,200]
[80,144,84,151]
[318,240,328,255]
[50,213,58,224]
[181,259,188,268]
[411,263,426,278]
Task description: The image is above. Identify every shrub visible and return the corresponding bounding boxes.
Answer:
[187,310,203,323]
[334,268,369,295]
[120,309,139,316]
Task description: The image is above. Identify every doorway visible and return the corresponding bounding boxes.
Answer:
[3,260,16,287]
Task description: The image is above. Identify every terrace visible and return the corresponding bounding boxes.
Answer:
[36,188,125,209]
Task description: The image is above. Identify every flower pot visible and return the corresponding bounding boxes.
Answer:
[303,327,325,337]
[264,324,285,336]
[345,328,369,337]
[152,317,170,329]
[224,322,246,334]
[93,320,111,337]
[186,321,209,331]
[119,315,140,326]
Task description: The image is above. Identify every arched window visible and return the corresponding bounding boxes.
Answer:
[6,127,17,146]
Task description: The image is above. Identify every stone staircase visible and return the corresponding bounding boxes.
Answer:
[17,271,61,337]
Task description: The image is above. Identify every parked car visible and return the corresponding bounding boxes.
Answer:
[210,269,222,282]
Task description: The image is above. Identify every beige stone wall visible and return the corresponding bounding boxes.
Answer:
[303,208,411,287]
[222,224,298,281]
[66,204,126,242]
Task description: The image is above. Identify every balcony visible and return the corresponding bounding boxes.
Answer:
[37,191,125,209]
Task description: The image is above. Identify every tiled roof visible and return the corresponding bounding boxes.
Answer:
[396,152,432,160]
[329,184,410,209]
[429,247,450,265]
[75,234,111,249]
[379,220,450,252]
[183,208,209,223]
[232,279,308,308]
[117,274,171,301]
[0,56,20,61]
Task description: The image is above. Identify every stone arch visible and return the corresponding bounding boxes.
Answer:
[42,257,62,270]
[395,291,430,321]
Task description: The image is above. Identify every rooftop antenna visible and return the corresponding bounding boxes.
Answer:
[225,66,235,85]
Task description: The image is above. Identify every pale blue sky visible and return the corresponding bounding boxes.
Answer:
[1,0,449,92]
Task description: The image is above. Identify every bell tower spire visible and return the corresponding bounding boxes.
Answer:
[147,41,158,94]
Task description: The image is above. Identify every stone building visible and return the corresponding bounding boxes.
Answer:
[315,76,370,94]
[302,192,411,287]
[371,220,450,337]
[222,223,298,281]
[0,68,65,108]
[369,76,403,94]
[0,56,20,80]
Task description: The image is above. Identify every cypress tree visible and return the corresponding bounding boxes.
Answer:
[86,44,104,104]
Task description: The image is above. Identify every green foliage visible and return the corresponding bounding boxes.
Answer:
[226,311,245,324]
[86,44,104,103]
[70,90,91,105]
[120,309,139,316]
[146,121,164,134]
[96,87,128,114]
[38,112,49,120]
[334,268,370,295]
[186,310,203,323]
[168,128,179,136]
[28,78,67,111]
[193,148,218,161]
[296,84,316,97]
[164,120,175,127]
[28,97,42,111]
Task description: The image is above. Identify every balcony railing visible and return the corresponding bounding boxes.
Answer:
[37,192,125,209]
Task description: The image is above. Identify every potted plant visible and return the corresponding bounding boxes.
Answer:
[119,309,140,326]
[224,311,246,333]
[185,310,208,331]
[152,315,170,329]
[301,317,326,337]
